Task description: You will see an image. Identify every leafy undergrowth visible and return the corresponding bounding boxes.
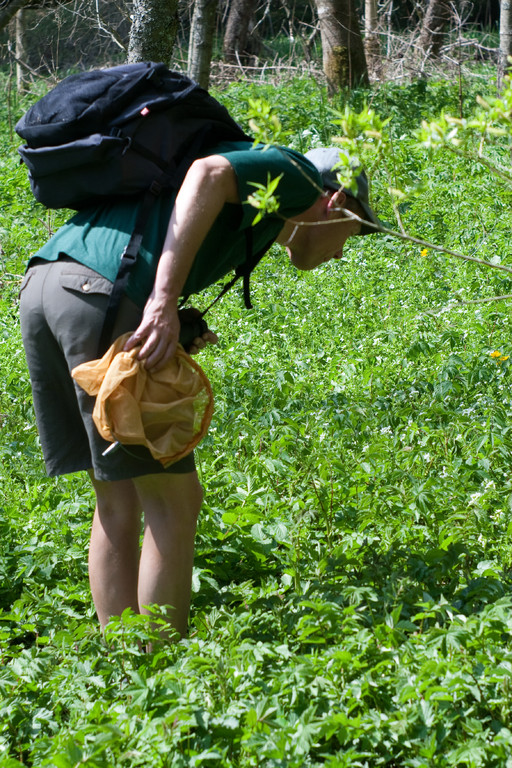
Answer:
[2,71,512,766]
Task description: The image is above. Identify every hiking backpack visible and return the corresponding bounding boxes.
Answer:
[16,62,275,351]
[15,60,251,209]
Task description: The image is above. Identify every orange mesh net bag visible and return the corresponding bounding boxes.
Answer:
[71,332,214,467]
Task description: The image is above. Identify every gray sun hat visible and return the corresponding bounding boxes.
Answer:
[305,147,382,236]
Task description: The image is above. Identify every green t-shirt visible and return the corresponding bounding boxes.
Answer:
[33,142,322,307]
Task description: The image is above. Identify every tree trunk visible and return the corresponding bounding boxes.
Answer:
[0,0,31,32]
[418,0,451,58]
[222,0,253,64]
[187,0,218,89]
[500,0,512,78]
[364,0,381,79]
[314,0,369,94]
[127,0,179,64]
[16,9,28,91]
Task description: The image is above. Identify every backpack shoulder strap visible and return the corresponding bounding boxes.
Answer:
[97,186,157,355]
[181,229,277,319]
[237,228,276,310]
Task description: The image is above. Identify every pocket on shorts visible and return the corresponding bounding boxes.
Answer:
[60,271,113,297]
[19,270,33,296]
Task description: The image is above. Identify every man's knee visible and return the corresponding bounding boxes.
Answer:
[90,474,142,517]
[135,470,203,515]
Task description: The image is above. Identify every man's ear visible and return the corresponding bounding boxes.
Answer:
[326,188,347,212]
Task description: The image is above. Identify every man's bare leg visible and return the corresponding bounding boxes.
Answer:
[88,470,202,638]
[134,471,203,639]
[88,474,142,628]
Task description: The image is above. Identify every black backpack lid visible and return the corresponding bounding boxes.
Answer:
[15,62,198,147]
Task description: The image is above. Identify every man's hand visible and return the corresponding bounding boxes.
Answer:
[124,303,219,370]
[124,293,180,371]
[186,329,219,355]
[178,307,219,354]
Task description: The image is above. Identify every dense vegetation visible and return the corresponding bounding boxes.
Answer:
[2,66,512,766]
[0,0,501,84]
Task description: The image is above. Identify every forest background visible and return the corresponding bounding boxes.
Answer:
[3,1,512,766]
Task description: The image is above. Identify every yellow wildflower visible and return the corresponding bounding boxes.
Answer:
[490,351,502,358]
[420,248,428,257]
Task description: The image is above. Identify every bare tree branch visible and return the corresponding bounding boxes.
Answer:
[0,0,31,32]
[94,0,126,50]
[7,39,57,81]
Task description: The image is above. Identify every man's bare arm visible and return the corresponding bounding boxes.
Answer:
[124,155,239,370]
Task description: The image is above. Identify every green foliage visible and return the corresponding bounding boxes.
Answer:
[246,98,291,147]
[247,173,284,223]
[3,68,512,766]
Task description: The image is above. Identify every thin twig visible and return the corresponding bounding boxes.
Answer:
[95,0,126,51]
[345,212,512,277]
[455,294,512,305]
[445,144,512,186]
[426,294,512,317]
[7,42,57,83]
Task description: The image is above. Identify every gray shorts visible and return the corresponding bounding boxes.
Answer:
[19,257,195,480]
